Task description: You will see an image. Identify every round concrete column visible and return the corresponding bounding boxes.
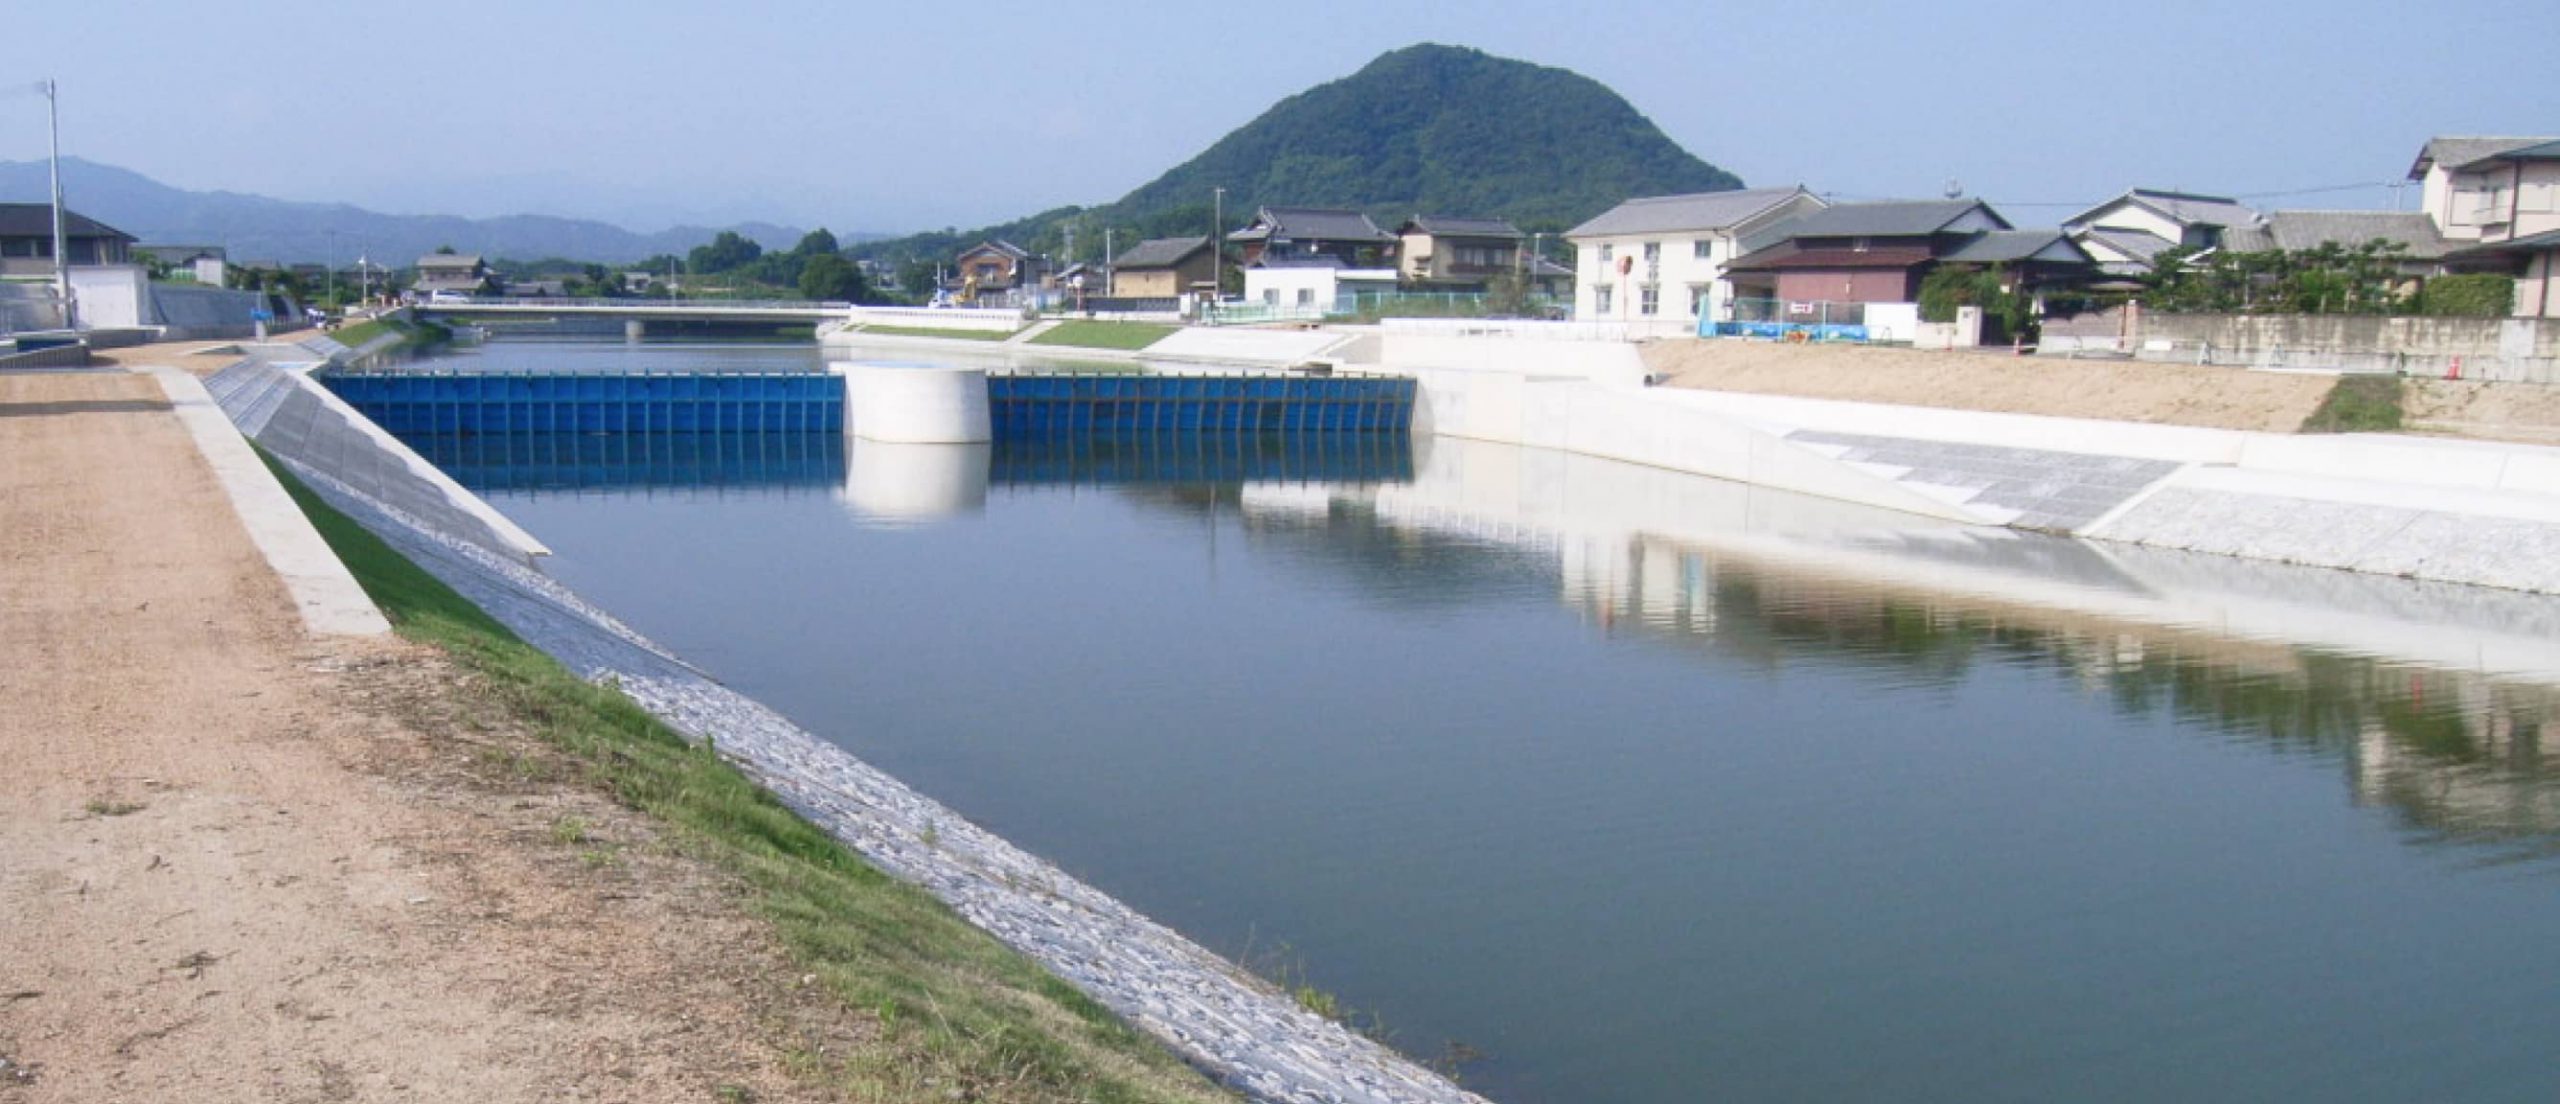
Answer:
[624,319,647,341]
[842,361,991,443]
[841,439,991,521]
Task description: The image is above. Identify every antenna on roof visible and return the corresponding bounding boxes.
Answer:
[1943,178,1964,199]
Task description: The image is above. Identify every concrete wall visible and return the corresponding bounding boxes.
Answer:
[66,266,148,328]
[0,281,63,332]
[1369,333,1651,386]
[845,305,1021,332]
[2046,309,2559,383]
[150,282,278,338]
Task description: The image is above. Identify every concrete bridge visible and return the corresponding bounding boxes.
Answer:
[409,297,851,327]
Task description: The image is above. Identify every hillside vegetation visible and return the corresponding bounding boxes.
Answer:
[852,44,1739,269]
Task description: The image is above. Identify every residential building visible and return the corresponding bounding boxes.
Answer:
[0,203,136,278]
[2218,210,2458,278]
[1564,186,1826,323]
[411,253,495,299]
[134,243,228,285]
[1227,207,1396,268]
[1394,216,1522,288]
[2060,189,2262,276]
[1721,199,2081,308]
[1108,236,1216,299]
[951,240,1037,301]
[1242,254,1398,314]
[2411,136,2560,317]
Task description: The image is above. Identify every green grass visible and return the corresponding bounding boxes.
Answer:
[327,318,399,349]
[1027,321,1177,351]
[259,451,1229,1103]
[857,324,1020,342]
[2300,374,2404,434]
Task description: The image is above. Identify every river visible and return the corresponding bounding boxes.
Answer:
[403,337,2560,1103]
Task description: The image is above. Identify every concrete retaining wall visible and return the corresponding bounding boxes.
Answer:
[2047,310,2557,383]
[845,305,1023,332]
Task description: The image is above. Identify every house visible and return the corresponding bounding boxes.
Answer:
[1721,199,2061,308]
[0,203,136,277]
[1107,236,1217,299]
[950,240,1039,302]
[2060,189,2262,276]
[2410,136,2560,317]
[134,243,228,285]
[1227,207,1396,268]
[2218,210,2458,277]
[1242,254,1398,315]
[1564,186,1826,323]
[411,253,495,299]
[1394,216,1522,289]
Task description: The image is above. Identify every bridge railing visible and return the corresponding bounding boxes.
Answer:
[417,297,854,312]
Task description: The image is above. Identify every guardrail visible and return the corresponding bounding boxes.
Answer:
[417,297,854,312]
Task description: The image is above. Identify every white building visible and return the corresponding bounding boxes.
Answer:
[1241,255,1397,317]
[1562,186,1826,328]
[2409,136,2560,317]
[2059,189,2262,276]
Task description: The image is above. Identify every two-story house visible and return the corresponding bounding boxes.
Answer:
[2060,188,2262,276]
[410,253,495,299]
[1564,187,1826,324]
[1722,199,2024,307]
[1107,236,1216,299]
[1394,216,1521,289]
[0,203,136,278]
[1227,207,1396,268]
[951,240,1039,302]
[2411,136,2560,317]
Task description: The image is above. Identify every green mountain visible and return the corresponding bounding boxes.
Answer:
[853,44,1739,270]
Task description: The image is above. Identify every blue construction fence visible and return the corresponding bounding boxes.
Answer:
[987,373,1415,434]
[324,371,844,434]
[1700,297,1873,342]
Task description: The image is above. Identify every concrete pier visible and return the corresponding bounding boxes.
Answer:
[840,361,992,443]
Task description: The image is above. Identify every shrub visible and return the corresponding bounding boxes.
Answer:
[2411,273,2515,318]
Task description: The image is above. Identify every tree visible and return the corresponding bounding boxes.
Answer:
[687,231,763,274]
[794,228,840,257]
[798,252,865,301]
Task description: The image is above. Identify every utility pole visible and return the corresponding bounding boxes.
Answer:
[43,78,72,328]
[325,229,338,308]
[1103,228,1114,294]
[1212,186,1225,301]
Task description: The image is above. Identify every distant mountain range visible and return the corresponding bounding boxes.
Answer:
[850,44,1743,265]
[0,158,815,266]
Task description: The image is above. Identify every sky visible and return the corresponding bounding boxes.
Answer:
[6,0,2557,234]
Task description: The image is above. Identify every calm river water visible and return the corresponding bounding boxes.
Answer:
[414,339,2560,1103]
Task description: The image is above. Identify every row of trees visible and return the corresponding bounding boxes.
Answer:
[673,228,872,301]
[2145,241,2513,317]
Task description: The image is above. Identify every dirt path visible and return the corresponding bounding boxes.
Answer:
[0,371,858,1102]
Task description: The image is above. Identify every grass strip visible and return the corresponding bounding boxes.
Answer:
[2300,374,2404,433]
[259,451,1228,1103]
[1026,321,1177,351]
[857,324,1019,342]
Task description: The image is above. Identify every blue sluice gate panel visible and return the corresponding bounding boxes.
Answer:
[323,372,1413,438]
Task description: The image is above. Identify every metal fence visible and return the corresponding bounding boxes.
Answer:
[1704,297,1875,341]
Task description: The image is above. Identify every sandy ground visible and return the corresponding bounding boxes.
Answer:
[0,370,863,1102]
[1645,340,2560,444]
[1642,341,2339,432]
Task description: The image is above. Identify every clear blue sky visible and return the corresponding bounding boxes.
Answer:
[7,0,2556,233]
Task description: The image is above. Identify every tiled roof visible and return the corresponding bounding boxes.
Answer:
[1565,187,1811,238]
[2445,227,2560,258]
[1111,235,1210,269]
[1724,243,1935,272]
[0,203,133,240]
[2080,228,2178,263]
[2410,136,2560,178]
[2064,189,2260,232]
[1938,230,2090,265]
[1248,253,1348,269]
[416,253,483,268]
[2261,210,2453,259]
[1766,199,2006,239]
[1397,215,1522,239]
[1235,207,1393,243]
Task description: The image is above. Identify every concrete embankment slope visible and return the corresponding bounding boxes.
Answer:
[1364,334,2560,595]
[203,349,1485,1103]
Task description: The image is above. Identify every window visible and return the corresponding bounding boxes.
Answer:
[1642,242,1661,263]
[1599,243,1615,263]
[1296,288,1314,306]
[1639,285,1660,316]
[1694,239,1714,260]
[1596,285,1614,313]
[1689,284,1710,316]
[1263,289,1279,305]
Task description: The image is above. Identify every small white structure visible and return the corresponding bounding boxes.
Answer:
[1242,257,1397,315]
[1564,186,1826,326]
